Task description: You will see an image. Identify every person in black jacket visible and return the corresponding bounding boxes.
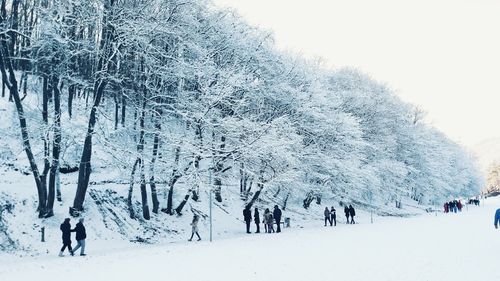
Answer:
[254,208,261,233]
[273,205,282,233]
[344,206,350,223]
[71,218,87,256]
[59,218,74,257]
[243,207,252,234]
[349,205,356,224]
[330,206,336,226]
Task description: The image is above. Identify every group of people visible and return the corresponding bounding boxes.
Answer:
[243,205,283,234]
[468,198,480,206]
[324,205,356,225]
[443,200,463,213]
[59,218,87,257]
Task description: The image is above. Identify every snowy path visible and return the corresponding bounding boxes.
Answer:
[1,198,499,281]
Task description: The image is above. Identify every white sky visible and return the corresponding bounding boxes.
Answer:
[213,0,500,148]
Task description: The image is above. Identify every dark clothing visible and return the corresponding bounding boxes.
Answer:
[330,208,336,226]
[273,207,282,233]
[495,209,500,229]
[60,222,72,243]
[243,208,252,222]
[243,208,252,233]
[72,222,87,241]
[344,206,350,223]
[254,210,261,224]
[254,209,261,233]
[60,242,73,253]
[349,206,356,224]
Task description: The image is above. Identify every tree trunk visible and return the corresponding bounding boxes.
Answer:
[212,134,226,203]
[162,146,180,215]
[121,91,126,127]
[127,158,140,219]
[71,0,116,216]
[149,108,161,214]
[46,76,61,217]
[67,84,75,118]
[0,35,46,217]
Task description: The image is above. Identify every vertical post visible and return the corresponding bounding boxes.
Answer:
[209,168,213,243]
[41,226,45,242]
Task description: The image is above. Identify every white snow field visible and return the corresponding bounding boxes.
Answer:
[1,197,499,281]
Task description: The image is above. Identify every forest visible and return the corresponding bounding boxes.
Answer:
[0,0,483,222]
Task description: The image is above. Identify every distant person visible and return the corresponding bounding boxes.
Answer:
[344,206,350,223]
[71,218,87,256]
[273,205,282,233]
[188,215,201,241]
[349,205,356,224]
[59,218,74,257]
[457,200,463,212]
[264,208,274,233]
[254,208,261,233]
[243,207,252,234]
[444,202,449,213]
[495,208,500,229]
[324,207,331,226]
[330,206,336,226]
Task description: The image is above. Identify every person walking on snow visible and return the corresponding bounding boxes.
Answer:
[188,215,201,241]
[349,205,356,224]
[324,207,331,226]
[59,218,74,257]
[444,202,449,213]
[330,206,336,226]
[344,206,350,223]
[273,205,282,233]
[254,208,261,233]
[243,207,252,234]
[71,218,87,256]
[495,208,500,229]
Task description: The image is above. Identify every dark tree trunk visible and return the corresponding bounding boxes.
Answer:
[213,135,226,202]
[127,158,140,219]
[113,91,119,130]
[175,193,190,215]
[162,146,180,215]
[46,76,61,217]
[68,84,75,118]
[137,95,149,220]
[246,171,264,210]
[0,34,46,217]
[71,0,116,216]
[149,108,161,214]
[121,91,126,127]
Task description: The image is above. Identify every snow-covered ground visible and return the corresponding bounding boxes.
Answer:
[1,196,498,281]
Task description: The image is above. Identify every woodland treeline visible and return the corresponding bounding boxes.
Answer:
[0,0,482,219]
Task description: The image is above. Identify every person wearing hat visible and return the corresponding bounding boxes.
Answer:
[71,218,87,256]
[59,218,74,257]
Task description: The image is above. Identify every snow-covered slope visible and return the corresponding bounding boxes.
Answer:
[1,196,498,281]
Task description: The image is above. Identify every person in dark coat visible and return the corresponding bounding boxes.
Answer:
[59,218,73,257]
[71,218,87,256]
[254,208,261,233]
[324,207,331,226]
[344,206,350,223]
[348,205,356,224]
[330,206,336,226]
[273,205,282,233]
[495,208,500,229]
[243,207,252,234]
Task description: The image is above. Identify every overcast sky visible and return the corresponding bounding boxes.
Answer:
[213,0,500,148]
